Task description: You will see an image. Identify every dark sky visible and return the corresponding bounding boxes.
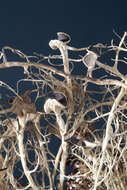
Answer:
[0,0,126,85]
[0,0,126,186]
[0,0,126,52]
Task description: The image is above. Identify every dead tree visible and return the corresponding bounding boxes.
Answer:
[0,32,127,189]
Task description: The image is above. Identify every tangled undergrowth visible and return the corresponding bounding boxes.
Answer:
[0,32,126,189]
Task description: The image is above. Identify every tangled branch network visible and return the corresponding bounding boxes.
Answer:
[0,32,127,190]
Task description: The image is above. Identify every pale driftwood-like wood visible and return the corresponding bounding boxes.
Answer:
[0,32,127,190]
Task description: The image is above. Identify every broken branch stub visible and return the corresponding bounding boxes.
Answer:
[44,98,65,115]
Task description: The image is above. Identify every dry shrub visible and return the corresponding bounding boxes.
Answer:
[0,32,127,189]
